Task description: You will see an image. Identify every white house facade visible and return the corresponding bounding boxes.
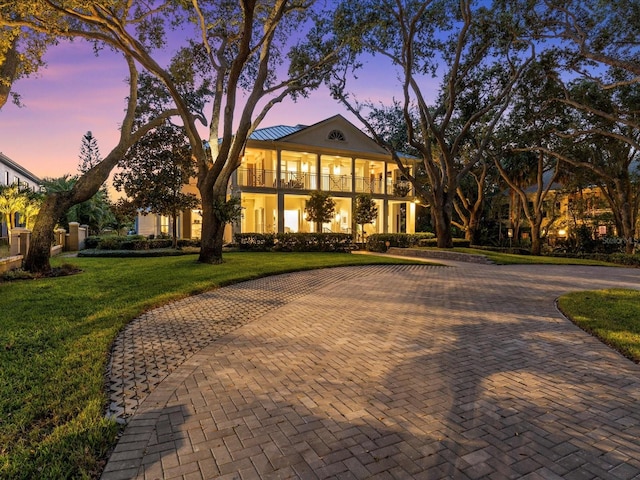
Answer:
[137,115,418,242]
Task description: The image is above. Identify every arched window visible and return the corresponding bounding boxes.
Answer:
[327,129,346,142]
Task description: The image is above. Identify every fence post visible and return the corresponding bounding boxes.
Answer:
[55,228,67,251]
[10,228,31,256]
[68,222,80,251]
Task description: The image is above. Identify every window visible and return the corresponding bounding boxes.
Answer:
[160,216,169,234]
[4,171,8,185]
[327,129,346,142]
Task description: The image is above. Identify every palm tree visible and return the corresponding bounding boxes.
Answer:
[0,184,27,243]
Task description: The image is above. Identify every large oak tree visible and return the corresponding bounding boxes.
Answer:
[2,0,345,269]
[331,0,535,247]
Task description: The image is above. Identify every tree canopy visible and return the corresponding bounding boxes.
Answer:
[1,0,348,267]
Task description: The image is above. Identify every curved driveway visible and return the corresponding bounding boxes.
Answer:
[102,261,640,480]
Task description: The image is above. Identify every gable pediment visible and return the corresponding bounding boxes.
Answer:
[279,115,390,156]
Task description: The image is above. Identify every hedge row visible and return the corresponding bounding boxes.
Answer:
[549,251,640,266]
[234,233,355,252]
[84,235,200,250]
[365,233,438,252]
[417,238,472,248]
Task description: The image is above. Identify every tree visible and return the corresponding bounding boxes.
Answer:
[354,193,378,242]
[41,175,113,235]
[0,24,50,108]
[4,1,347,266]
[517,74,640,253]
[452,160,490,245]
[0,184,25,240]
[23,56,174,273]
[491,56,568,254]
[305,191,336,232]
[331,0,534,248]
[114,123,200,248]
[528,1,640,252]
[109,198,137,235]
[19,189,43,230]
[78,131,102,174]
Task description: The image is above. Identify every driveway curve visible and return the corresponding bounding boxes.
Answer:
[102,262,640,480]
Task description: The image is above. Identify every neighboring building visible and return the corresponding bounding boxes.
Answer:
[0,152,41,192]
[0,152,42,237]
[138,115,419,241]
[506,178,621,246]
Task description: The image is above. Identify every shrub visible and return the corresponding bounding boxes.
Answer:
[274,233,355,252]
[235,233,276,251]
[234,232,355,252]
[148,239,173,249]
[97,236,125,250]
[366,233,436,252]
[417,238,471,248]
[84,236,101,249]
[177,239,201,248]
[548,251,640,266]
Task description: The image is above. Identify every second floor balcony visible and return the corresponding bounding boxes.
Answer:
[235,168,414,196]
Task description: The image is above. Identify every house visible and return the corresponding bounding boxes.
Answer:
[0,152,41,192]
[138,115,419,241]
[0,152,42,237]
[503,177,620,247]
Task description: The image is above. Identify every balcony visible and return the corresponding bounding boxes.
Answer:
[355,177,385,194]
[236,169,414,197]
[280,172,316,190]
[236,169,276,188]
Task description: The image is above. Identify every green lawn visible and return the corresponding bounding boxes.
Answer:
[452,247,618,266]
[0,252,418,479]
[557,289,640,363]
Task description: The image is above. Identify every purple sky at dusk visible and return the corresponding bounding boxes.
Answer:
[0,39,411,181]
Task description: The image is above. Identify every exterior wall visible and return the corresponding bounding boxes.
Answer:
[137,215,160,237]
[134,116,418,241]
[232,144,416,237]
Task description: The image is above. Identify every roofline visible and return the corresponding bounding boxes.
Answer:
[248,114,418,162]
[244,137,418,163]
[0,152,42,184]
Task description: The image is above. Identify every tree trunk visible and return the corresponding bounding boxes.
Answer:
[23,193,72,274]
[197,189,226,264]
[432,191,454,248]
[620,205,636,254]
[465,216,480,245]
[530,219,543,256]
[24,146,126,273]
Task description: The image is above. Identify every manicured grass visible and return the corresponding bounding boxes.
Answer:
[0,252,418,479]
[452,247,617,266]
[557,289,640,363]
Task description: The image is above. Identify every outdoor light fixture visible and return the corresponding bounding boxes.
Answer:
[558,229,567,237]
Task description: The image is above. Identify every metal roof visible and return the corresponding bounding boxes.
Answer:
[249,125,304,141]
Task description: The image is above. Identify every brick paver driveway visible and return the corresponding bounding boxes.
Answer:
[102,262,640,480]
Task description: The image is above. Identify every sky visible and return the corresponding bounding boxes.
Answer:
[0,38,403,181]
